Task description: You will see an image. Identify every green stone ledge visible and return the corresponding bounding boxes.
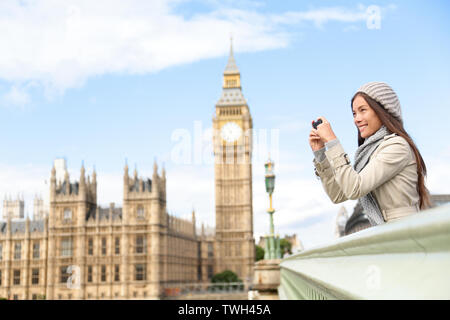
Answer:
[278,204,450,299]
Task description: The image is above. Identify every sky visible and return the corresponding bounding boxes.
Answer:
[0,0,449,250]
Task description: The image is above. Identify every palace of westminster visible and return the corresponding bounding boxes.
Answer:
[0,44,256,300]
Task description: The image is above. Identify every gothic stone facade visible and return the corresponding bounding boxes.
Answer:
[0,162,209,300]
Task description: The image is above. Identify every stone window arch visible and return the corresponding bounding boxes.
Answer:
[63,208,72,221]
[137,206,145,219]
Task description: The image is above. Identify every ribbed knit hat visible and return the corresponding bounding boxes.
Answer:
[356,82,402,122]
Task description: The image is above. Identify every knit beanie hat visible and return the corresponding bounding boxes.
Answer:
[356,82,402,122]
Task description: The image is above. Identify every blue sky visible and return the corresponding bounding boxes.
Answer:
[0,0,449,249]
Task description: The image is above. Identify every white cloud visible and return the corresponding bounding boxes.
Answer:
[281,213,336,250]
[95,170,123,207]
[0,163,49,219]
[425,148,450,195]
[0,1,394,102]
[165,164,216,226]
[0,0,288,97]
[272,7,367,28]
[273,3,397,30]
[1,85,31,107]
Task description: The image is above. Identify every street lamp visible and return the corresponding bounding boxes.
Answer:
[264,156,281,260]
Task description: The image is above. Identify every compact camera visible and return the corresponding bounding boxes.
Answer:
[312,119,323,130]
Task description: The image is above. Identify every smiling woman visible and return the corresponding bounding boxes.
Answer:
[309,81,431,227]
[352,95,382,139]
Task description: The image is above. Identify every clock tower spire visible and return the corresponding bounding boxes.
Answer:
[212,38,255,282]
[223,37,241,89]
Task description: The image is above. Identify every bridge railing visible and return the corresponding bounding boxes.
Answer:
[162,281,251,298]
[278,204,450,299]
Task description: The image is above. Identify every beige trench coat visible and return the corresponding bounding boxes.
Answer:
[313,133,420,222]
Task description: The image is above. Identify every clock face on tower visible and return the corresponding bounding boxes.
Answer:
[220,121,242,143]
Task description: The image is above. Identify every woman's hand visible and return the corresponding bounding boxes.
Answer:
[309,126,325,152]
[314,116,337,143]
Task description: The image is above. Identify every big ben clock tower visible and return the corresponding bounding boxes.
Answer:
[213,40,255,281]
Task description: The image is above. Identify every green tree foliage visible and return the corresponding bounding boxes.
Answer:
[280,238,292,255]
[211,269,242,283]
[210,270,243,291]
[255,245,265,261]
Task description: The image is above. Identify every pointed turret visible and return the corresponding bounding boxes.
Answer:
[80,162,86,187]
[124,161,129,178]
[50,164,57,197]
[123,161,129,198]
[153,159,158,176]
[92,165,96,183]
[224,36,240,75]
[152,159,158,181]
[6,217,12,236]
[161,163,166,180]
[64,169,70,194]
[192,208,196,236]
[217,37,246,105]
[91,166,97,201]
[79,162,87,201]
[25,215,30,233]
[152,160,159,196]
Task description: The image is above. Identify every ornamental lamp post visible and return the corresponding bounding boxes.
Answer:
[264,157,281,260]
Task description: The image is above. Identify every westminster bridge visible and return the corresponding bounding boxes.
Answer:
[278,203,450,299]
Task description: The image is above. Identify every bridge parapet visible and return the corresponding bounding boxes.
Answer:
[162,282,251,300]
[279,204,450,299]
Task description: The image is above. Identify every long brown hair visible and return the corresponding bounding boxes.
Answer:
[351,92,431,210]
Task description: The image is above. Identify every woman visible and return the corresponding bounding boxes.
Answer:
[309,81,430,226]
